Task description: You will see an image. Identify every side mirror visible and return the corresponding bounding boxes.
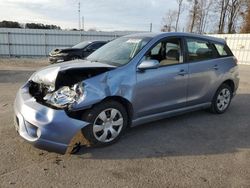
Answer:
[137,60,160,70]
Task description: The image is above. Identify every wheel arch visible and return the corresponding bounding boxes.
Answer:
[209,79,235,104]
[101,96,134,126]
[210,79,234,114]
[221,79,235,92]
[67,96,134,126]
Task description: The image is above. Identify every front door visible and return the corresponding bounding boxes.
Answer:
[133,37,188,118]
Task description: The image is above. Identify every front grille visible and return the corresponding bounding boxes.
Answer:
[29,81,51,102]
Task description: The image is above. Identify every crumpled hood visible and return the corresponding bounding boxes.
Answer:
[30,66,60,86]
[51,47,80,55]
[30,59,115,86]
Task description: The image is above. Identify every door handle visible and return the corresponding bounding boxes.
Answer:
[178,69,187,76]
[213,65,219,70]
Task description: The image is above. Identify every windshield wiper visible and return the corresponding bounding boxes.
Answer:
[88,59,118,66]
[99,60,120,66]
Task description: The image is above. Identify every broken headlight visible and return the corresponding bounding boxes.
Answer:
[43,83,85,108]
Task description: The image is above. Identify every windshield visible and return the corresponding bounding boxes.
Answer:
[86,36,152,66]
[73,41,91,49]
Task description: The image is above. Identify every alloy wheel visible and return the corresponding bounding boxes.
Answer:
[216,88,231,111]
[93,108,124,143]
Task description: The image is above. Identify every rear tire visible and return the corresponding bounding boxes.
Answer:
[210,84,232,114]
[81,100,128,147]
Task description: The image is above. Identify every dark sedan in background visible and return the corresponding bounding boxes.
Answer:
[49,41,107,63]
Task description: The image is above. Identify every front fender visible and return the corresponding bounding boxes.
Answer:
[70,72,111,111]
[70,66,135,111]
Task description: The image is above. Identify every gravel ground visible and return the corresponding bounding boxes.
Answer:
[0,59,250,188]
[0,58,49,71]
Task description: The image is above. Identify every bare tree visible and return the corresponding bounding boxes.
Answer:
[163,0,246,34]
[241,1,250,33]
[188,0,200,33]
[227,0,247,33]
[175,0,184,32]
[198,0,213,33]
[185,0,217,33]
[218,0,230,33]
[161,10,178,32]
[217,0,246,33]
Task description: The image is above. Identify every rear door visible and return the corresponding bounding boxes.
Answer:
[185,37,221,106]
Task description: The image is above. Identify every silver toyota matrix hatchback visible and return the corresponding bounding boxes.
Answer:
[14,32,239,154]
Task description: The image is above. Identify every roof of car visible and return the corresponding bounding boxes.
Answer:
[86,40,107,43]
[125,32,226,44]
[92,40,108,43]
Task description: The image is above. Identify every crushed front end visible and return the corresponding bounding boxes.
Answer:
[14,81,90,154]
[13,61,114,154]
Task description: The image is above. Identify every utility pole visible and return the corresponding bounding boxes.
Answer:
[78,1,81,30]
[149,23,152,32]
[82,16,84,31]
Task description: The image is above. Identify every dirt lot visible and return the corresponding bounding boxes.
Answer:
[0,58,250,188]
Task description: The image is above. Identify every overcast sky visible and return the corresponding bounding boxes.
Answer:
[0,0,178,31]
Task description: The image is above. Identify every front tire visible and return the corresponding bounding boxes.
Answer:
[210,84,232,114]
[81,100,128,147]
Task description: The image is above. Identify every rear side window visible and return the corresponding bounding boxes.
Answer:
[214,43,232,57]
[186,38,214,62]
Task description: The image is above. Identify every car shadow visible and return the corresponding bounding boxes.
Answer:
[76,93,250,159]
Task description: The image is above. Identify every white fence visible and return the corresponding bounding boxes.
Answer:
[209,34,250,65]
[0,28,137,57]
[0,28,250,65]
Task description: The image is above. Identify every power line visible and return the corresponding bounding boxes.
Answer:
[82,16,84,31]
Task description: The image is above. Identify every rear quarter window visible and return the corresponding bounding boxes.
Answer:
[214,43,233,57]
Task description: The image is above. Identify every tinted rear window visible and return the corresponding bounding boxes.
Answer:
[214,43,233,57]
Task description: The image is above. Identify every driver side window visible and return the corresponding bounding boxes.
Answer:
[145,38,182,66]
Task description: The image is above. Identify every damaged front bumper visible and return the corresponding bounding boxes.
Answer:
[14,83,89,154]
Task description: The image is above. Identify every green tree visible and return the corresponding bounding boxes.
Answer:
[0,20,21,28]
[25,23,61,30]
